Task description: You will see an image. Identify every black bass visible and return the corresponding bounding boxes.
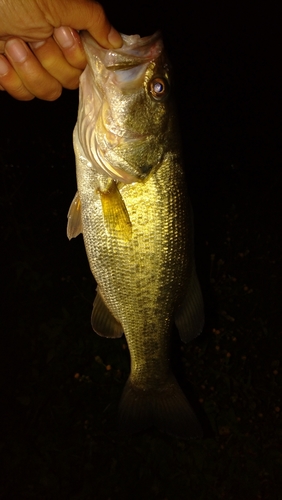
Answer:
[67,31,204,439]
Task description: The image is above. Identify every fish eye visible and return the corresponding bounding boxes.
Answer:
[148,77,169,101]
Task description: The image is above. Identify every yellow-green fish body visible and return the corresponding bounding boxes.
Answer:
[68,31,204,438]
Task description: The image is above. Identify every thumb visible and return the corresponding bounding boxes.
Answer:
[44,0,122,48]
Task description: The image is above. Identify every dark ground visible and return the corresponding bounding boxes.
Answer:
[0,2,281,499]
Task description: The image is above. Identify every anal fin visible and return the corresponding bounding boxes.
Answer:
[91,288,123,338]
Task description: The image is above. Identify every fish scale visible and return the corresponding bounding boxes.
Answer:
[68,31,204,439]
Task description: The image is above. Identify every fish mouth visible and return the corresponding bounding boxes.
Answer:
[81,30,163,70]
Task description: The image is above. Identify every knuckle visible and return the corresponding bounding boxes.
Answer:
[2,82,34,100]
[91,2,106,27]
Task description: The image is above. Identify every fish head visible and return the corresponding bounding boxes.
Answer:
[76,31,178,183]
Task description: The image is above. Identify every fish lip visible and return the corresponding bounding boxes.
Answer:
[81,29,162,50]
[119,30,162,50]
[81,30,163,69]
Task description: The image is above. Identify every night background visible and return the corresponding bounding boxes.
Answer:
[1,1,281,499]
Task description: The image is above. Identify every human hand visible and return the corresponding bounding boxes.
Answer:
[0,0,122,101]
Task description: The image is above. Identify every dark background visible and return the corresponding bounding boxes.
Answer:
[1,1,281,499]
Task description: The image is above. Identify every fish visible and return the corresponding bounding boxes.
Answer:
[67,30,204,439]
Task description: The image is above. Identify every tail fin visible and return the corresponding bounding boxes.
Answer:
[118,373,203,439]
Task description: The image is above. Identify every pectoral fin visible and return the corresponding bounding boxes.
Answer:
[98,180,132,240]
[91,288,124,338]
[175,266,204,343]
[67,191,82,240]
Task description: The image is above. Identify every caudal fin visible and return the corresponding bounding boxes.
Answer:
[118,374,203,440]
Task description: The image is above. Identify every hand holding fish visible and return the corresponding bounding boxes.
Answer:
[0,0,122,100]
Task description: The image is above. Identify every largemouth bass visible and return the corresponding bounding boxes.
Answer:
[67,31,204,439]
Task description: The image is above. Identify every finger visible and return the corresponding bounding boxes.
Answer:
[81,2,122,48]
[29,31,84,90]
[53,27,86,70]
[0,54,35,100]
[4,38,62,100]
[43,0,122,48]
